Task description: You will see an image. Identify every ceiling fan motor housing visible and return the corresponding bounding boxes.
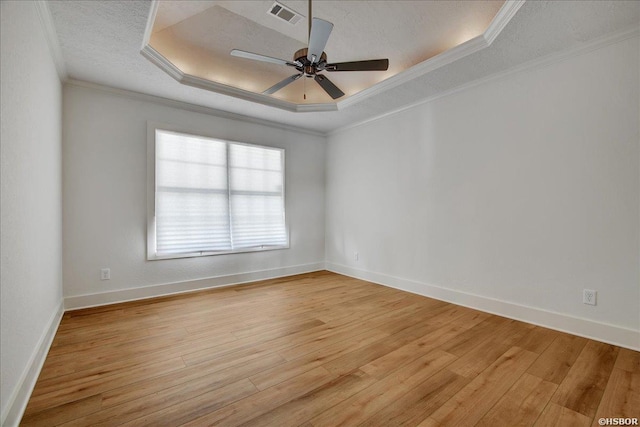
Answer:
[294,48,327,77]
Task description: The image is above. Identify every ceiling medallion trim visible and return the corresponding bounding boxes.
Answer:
[141,0,526,113]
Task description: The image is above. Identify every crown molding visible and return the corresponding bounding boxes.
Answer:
[140,44,338,113]
[140,0,159,50]
[139,43,182,81]
[182,72,337,112]
[337,0,525,110]
[337,34,489,110]
[329,24,640,137]
[34,0,67,80]
[484,0,526,45]
[141,0,524,113]
[64,79,326,137]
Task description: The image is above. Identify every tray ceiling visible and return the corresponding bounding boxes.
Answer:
[46,1,640,133]
[144,1,505,109]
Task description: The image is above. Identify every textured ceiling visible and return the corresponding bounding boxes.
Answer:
[148,1,504,104]
[47,1,640,134]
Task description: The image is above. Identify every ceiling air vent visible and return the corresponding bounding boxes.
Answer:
[268,1,303,25]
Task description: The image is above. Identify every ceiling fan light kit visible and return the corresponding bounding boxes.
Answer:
[230,1,389,100]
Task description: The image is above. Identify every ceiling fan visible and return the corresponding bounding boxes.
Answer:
[230,0,389,100]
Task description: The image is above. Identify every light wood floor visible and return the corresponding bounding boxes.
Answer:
[22,271,639,426]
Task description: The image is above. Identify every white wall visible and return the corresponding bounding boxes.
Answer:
[326,35,640,348]
[0,1,64,424]
[62,84,326,307]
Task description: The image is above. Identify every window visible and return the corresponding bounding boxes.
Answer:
[148,128,287,259]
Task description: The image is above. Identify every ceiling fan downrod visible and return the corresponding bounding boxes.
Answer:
[308,0,312,42]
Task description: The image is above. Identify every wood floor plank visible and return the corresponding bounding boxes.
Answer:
[429,346,539,426]
[591,368,640,425]
[439,315,513,357]
[614,347,640,373]
[240,370,378,427]
[312,291,415,324]
[357,368,470,427]
[516,326,562,354]
[310,349,457,427]
[100,351,285,411]
[447,320,534,378]
[534,403,592,427]
[20,394,102,427]
[25,357,185,414]
[249,327,388,391]
[319,306,471,378]
[181,366,338,426]
[49,326,152,354]
[31,354,178,400]
[527,333,588,384]
[65,355,282,427]
[360,310,487,380]
[279,303,441,362]
[38,328,192,380]
[550,340,619,418]
[21,271,639,427]
[416,417,441,427]
[476,373,557,427]
[230,315,324,340]
[180,310,373,366]
[118,379,258,427]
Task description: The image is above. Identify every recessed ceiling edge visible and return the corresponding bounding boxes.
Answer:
[140,0,525,113]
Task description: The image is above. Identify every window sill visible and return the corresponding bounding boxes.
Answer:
[147,244,290,261]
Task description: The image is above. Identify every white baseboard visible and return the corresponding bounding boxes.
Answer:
[64,262,326,310]
[1,301,64,427]
[326,262,640,351]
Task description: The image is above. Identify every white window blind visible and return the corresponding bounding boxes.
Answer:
[229,143,287,249]
[153,130,287,258]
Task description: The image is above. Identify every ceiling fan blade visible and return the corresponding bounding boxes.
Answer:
[231,49,300,67]
[314,74,345,99]
[307,18,333,64]
[263,74,303,95]
[325,58,389,72]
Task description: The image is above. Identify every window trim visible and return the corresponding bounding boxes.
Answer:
[146,122,289,261]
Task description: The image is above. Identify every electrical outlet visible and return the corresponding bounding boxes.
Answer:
[101,268,111,280]
[583,289,597,306]
[354,252,359,261]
